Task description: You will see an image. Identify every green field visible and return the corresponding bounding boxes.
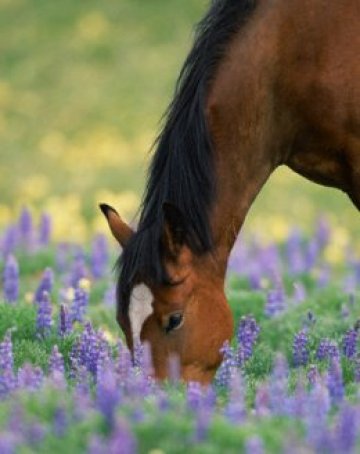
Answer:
[1,0,360,242]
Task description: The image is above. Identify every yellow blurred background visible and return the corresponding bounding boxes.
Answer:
[0,0,359,246]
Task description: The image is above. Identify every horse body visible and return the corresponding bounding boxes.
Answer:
[102,0,360,384]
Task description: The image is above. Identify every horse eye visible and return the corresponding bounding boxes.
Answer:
[165,313,184,333]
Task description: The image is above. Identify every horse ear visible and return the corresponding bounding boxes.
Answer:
[162,202,187,256]
[99,203,134,247]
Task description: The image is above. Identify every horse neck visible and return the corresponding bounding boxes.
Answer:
[202,10,288,276]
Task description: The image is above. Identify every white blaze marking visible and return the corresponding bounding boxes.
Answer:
[129,284,153,341]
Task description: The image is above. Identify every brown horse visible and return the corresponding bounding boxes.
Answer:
[101,0,360,384]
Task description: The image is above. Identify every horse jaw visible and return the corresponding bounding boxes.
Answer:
[129,284,154,342]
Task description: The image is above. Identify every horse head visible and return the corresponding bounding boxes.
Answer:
[100,203,233,384]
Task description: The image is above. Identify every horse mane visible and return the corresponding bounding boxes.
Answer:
[117,0,256,317]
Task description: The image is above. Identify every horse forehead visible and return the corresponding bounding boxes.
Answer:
[129,284,153,341]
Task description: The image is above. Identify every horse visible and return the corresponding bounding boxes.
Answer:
[100,0,360,384]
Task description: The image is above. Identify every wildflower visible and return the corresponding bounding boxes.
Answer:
[224,370,246,423]
[36,291,52,336]
[88,418,137,454]
[17,363,44,391]
[245,436,264,454]
[215,341,237,388]
[236,315,260,366]
[48,346,65,376]
[293,329,309,367]
[34,268,54,304]
[342,328,357,359]
[3,255,19,303]
[1,226,18,258]
[327,358,344,405]
[53,407,67,438]
[96,367,120,429]
[255,383,270,416]
[90,234,108,279]
[307,364,319,386]
[0,331,16,396]
[269,353,289,414]
[70,287,89,323]
[335,404,357,453]
[187,382,203,412]
[305,382,331,448]
[58,304,72,337]
[286,228,305,274]
[38,213,51,246]
[18,207,33,248]
[316,339,339,361]
[265,281,285,317]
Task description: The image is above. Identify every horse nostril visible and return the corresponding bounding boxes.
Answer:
[165,312,184,333]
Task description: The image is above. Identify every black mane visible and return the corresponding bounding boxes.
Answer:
[117,0,256,317]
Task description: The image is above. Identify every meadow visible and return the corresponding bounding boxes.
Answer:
[2,0,360,452]
[1,209,360,453]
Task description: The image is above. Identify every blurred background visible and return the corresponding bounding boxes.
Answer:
[0,0,359,247]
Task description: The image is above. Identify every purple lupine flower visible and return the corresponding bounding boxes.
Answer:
[70,287,89,323]
[215,341,236,388]
[2,255,19,303]
[335,404,357,453]
[0,432,18,454]
[194,408,211,443]
[269,353,289,414]
[315,216,331,249]
[327,357,344,405]
[90,234,108,279]
[305,382,331,448]
[316,339,339,361]
[289,379,306,418]
[265,281,285,317]
[17,363,44,391]
[132,340,144,369]
[88,418,137,454]
[245,436,264,454]
[0,331,16,396]
[224,370,246,423]
[307,364,319,386]
[236,315,260,366]
[286,228,305,274]
[305,239,319,270]
[0,331,14,372]
[36,291,52,336]
[96,367,121,428]
[1,226,18,258]
[255,383,270,416]
[116,341,133,383]
[72,322,103,377]
[34,268,54,304]
[293,329,309,367]
[49,346,65,376]
[53,407,67,437]
[25,423,45,446]
[342,328,357,359]
[187,382,203,412]
[58,304,72,337]
[38,213,52,246]
[69,251,87,288]
[18,207,33,248]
